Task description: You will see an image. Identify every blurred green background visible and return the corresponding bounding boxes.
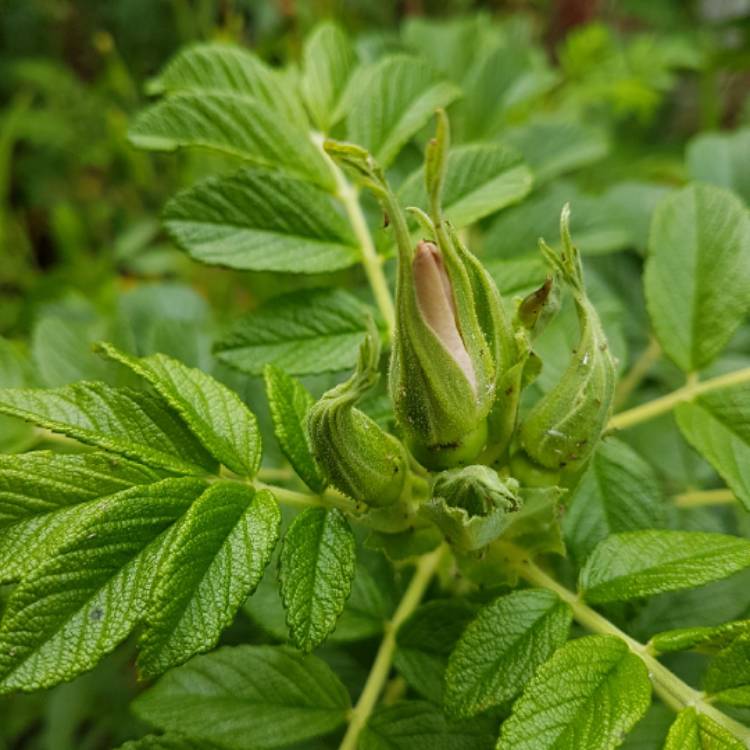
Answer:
[1,0,749,747]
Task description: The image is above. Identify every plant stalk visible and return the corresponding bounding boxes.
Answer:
[338,545,447,750]
[673,489,736,508]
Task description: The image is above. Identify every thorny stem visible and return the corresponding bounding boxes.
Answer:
[510,550,750,746]
[608,366,750,432]
[613,338,661,409]
[673,488,737,508]
[338,545,447,750]
[312,132,396,337]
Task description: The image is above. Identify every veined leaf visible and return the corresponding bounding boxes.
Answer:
[133,645,351,749]
[497,635,651,750]
[279,507,356,652]
[664,708,746,749]
[146,42,307,127]
[687,128,750,205]
[676,385,750,511]
[703,633,750,705]
[346,55,461,168]
[444,589,571,718]
[138,482,279,677]
[300,21,357,132]
[215,288,373,376]
[579,530,750,604]
[0,478,207,692]
[97,343,262,477]
[128,93,332,189]
[117,735,224,750]
[264,365,327,493]
[644,183,750,372]
[651,620,750,655]
[394,599,477,704]
[0,451,161,582]
[163,168,359,274]
[0,381,216,475]
[361,701,496,750]
[398,143,532,228]
[562,439,665,565]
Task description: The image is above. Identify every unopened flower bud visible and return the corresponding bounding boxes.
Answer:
[308,326,410,507]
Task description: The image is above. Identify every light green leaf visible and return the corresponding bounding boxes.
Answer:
[0,338,35,453]
[703,633,750,705]
[128,93,331,189]
[650,620,750,655]
[138,482,279,677]
[0,382,216,475]
[563,439,665,565]
[445,589,571,718]
[644,183,750,371]
[346,55,461,168]
[280,507,356,652]
[687,129,750,205]
[361,701,496,750]
[132,645,351,749]
[497,635,651,750]
[393,600,477,704]
[579,531,750,604]
[0,451,161,582]
[163,168,359,274]
[264,365,327,492]
[215,288,373,376]
[97,343,262,477]
[0,478,207,692]
[300,22,357,132]
[398,143,532,228]
[664,708,746,749]
[504,118,608,185]
[675,385,750,511]
[146,42,307,127]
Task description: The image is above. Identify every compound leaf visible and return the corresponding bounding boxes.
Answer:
[664,708,745,749]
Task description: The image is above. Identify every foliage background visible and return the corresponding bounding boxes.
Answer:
[1,0,750,748]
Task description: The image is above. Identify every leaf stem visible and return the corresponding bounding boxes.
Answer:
[608,366,750,432]
[312,132,396,337]
[672,489,736,508]
[338,545,447,750]
[255,480,360,514]
[512,553,750,745]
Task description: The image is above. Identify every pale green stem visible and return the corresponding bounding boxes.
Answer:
[254,480,360,514]
[512,553,750,745]
[311,132,396,337]
[673,489,737,509]
[613,338,661,409]
[608,367,750,432]
[257,466,295,482]
[338,545,447,750]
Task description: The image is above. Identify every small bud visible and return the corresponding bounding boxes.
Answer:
[519,205,616,471]
[308,326,410,507]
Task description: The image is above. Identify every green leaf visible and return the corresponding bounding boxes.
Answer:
[504,118,608,185]
[215,288,373,376]
[393,600,477,704]
[444,589,571,718]
[398,143,532,228]
[146,42,306,127]
[579,530,750,604]
[133,645,351,749]
[562,439,665,565]
[0,382,216,475]
[650,620,750,655]
[280,507,356,652]
[163,168,359,274]
[264,365,327,493]
[128,93,332,189]
[644,183,750,371]
[138,482,279,677]
[664,708,746,749]
[97,343,262,477]
[0,478,207,692]
[703,633,750,705]
[0,451,161,582]
[361,701,496,750]
[675,385,750,511]
[687,129,750,205]
[346,55,461,168]
[497,635,652,750]
[300,22,357,132]
[117,735,224,750]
